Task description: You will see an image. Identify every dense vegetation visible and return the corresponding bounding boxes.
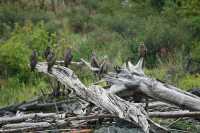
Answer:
[0,0,200,107]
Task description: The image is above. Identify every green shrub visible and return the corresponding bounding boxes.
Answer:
[0,22,54,80]
[191,41,200,61]
[0,37,30,76]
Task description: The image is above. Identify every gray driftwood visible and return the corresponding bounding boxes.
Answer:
[0,113,65,125]
[149,111,200,118]
[2,122,51,129]
[105,58,200,111]
[0,122,51,132]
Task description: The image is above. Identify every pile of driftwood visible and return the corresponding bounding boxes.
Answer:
[1,58,200,133]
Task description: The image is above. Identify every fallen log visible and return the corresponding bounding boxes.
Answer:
[149,111,200,118]
[36,128,93,133]
[18,99,76,111]
[0,122,51,133]
[65,114,116,121]
[105,58,200,111]
[0,98,39,115]
[0,113,65,125]
[2,122,51,129]
[148,102,177,109]
[0,126,47,133]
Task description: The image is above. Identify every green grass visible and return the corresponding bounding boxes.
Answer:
[0,77,49,107]
[178,74,200,91]
[153,118,200,133]
[145,67,167,80]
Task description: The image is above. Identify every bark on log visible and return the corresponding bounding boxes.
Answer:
[36,62,149,133]
[105,58,200,111]
[149,111,200,118]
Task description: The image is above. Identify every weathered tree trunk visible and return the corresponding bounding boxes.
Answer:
[105,58,200,111]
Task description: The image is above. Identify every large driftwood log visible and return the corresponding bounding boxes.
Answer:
[36,62,150,133]
[105,58,200,111]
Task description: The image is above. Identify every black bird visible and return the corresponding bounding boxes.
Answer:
[189,88,200,97]
[98,56,109,78]
[47,51,56,73]
[44,46,51,59]
[30,50,37,71]
[114,65,121,73]
[64,48,73,67]
[91,52,99,68]
[53,81,61,97]
[138,43,147,58]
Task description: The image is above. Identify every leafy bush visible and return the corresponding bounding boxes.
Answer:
[0,36,30,76]
[0,22,54,80]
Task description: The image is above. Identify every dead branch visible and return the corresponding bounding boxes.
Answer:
[80,58,100,72]
[0,113,65,125]
[149,111,200,118]
[1,122,51,132]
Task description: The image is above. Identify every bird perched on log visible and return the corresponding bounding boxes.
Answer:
[47,51,56,73]
[91,52,99,68]
[30,50,37,71]
[138,42,147,58]
[125,57,132,67]
[98,56,109,79]
[189,88,200,97]
[64,48,73,67]
[44,46,51,59]
[114,65,121,73]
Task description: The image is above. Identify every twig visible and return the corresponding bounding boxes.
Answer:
[166,118,181,128]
